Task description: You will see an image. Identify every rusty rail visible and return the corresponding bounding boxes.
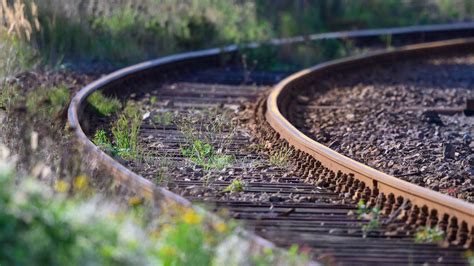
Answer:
[67,24,474,257]
[266,38,474,245]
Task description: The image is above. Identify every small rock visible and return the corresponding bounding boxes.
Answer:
[296,96,309,104]
[269,196,285,203]
[422,111,443,125]
[467,155,474,167]
[443,143,455,159]
[463,133,472,144]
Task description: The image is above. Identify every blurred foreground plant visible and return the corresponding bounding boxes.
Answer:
[0,144,311,265]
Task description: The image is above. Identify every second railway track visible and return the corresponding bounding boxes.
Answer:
[69,25,474,265]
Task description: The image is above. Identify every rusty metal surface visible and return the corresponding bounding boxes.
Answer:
[266,38,474,245]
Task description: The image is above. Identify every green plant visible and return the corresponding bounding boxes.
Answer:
[0,84,18,111]
[152,112,173,126]
[180,139,234,171]
[108,101,142,159]
[25,85,69,119]
[87,91,121,116]
[414,226,445,243]
[223,179,245,193]
[356,199,381,238]
[111,114,139,159]
[178,109,237,171]
[92,129,114,152]
[149,96,158,105]
[269,147,292,167]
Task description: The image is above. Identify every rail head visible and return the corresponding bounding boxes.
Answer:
[266,38,474,238]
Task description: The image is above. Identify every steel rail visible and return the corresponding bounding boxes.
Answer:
[266,38,474,241]
[68,24,474,254]
[68,22,474,207]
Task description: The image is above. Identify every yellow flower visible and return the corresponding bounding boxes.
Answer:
[73,175,88,190]
[213,222,228,234]
[54,180,70,193]
[128,196,143,206]
[182,209,202,225]
[161,246,177,256]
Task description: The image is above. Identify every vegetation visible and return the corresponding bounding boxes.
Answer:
[87,91,121,116]
[3,0,474,264]
[0,150,310,265]
[178,110,236,171]
[269,147,292,167]
[356,199,381,238]
[109,102,141,159]
[4,0,474,67]
[223,179,245,193]
[414,226,445,243]
[152,112,174,126]
[180,139,235,171]
[26,85,69,117]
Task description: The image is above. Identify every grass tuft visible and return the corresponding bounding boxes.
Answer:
[87,91,121,116]
[26,85,70,118]
[109,102,141,160]
[180,139,234,171]
[223,179,245,193]
[269,147,292,167]
[178,109,236,171]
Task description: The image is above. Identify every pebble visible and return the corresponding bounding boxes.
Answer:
[297,54,474,203]
[443,143,455,160]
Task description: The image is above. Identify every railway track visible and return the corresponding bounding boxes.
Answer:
[69,24,474,265]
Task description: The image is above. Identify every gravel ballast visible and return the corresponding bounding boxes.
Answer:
[295,53,474,203]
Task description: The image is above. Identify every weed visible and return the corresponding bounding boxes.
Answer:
[108,101,142,159]
[87,91,121,116]
[180,139,234,170]
[223,179,245,193]
[26,85,69,119]
[177,109,237,171]
[152,112,173,126]
[153,155,173,186]
[111,115,137,159]
[92,129,114,153]
[269,147,292,167]
[123,101,140,119]
[0,84,18,111]
[111,116,130,152]
[149,96,158,105]
[356,199,381,238]
[415,226,444,243]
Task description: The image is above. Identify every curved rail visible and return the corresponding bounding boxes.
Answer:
[266,38,474,243]
[68,24,474,252]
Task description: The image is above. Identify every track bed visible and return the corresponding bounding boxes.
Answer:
[290,53,474,203]
[89,66,470,265]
